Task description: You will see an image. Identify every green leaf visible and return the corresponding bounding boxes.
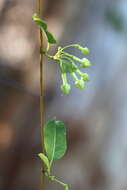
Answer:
[44,120,67,163]
[45,31,57,44]
[32,14,57,44]
[32,14,47,30]
[60,60,77,73]
[38,153,50,174]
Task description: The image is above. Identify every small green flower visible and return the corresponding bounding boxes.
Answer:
[39,38,92,93]
[73,45,90,54]
[81,73,90,81]
[75,79,85,89]
[81,47,90,54]
[76,70,90,81]
[61,83,71,94]
[80,58,91,68]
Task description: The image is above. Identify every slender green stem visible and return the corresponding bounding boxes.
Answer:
[47,42,51,52]
[70,72,78,81]
[61,51,74,59]
[61,73,68,85]
[76,69,83,76]
[47,175,69,190]
[44,52,54,59]
[63,51,83,63]
[61,55,74,63]
[61,44,78,51]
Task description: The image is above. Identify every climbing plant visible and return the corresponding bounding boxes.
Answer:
[32,6,91,190]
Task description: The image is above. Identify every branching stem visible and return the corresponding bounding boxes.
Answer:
[44,172,69,190]
[60,44,78,51]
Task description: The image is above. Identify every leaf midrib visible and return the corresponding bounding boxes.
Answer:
[50,124,56,166]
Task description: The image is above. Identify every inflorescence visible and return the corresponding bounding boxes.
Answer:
[43,44,91,94]
[33,14,91,94]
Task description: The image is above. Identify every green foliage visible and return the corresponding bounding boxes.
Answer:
[38,119,68,189]
[105,7,124,32]
[32,14,57,44]
[32,14,47,30]
[44,120,67,164]
[45,31,57,44]
[33,13,93,190]
[32,14,92,94]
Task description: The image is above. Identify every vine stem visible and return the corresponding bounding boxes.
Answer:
[38,0,45,189]
[38,0,44,154]
[60,44,77,51]
[47,175,69,190]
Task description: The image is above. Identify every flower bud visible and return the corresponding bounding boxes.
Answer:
[81,73,90,81]
[80,58,91,68]
[73,44,81,48]
[75,80,85,89]
[81,47,90,54]
[60,83,71,94]
[74,45,90,54]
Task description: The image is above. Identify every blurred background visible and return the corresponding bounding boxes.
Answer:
[0,0,127,190]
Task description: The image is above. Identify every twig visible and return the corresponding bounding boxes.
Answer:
[38,0,45,189]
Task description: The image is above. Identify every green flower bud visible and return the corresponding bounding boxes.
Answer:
[60,83,71,94]
[81,73,90,81]
[73,44,80,48]
[76,70,90,81]
[81,47,90,54]
[75,79,85,89]
[73,45,90,54]
[80,58,91,68]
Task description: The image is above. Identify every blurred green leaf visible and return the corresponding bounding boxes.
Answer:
[105,8,124,32]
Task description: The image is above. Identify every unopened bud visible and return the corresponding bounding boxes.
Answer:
[81,73,90,81]
[74,45,90,54]
[81,47,90,54]
[60,83,71,94]
[73,44,81,49]
[75,80,85,89]
[80,58,91,68]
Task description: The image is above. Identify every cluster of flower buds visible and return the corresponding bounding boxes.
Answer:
[32,15,91,94]
[52,44,91,94]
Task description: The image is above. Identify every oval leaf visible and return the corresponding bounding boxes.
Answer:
[44,120,67,163]
[38,153,50,173]
[45,31,57,44]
